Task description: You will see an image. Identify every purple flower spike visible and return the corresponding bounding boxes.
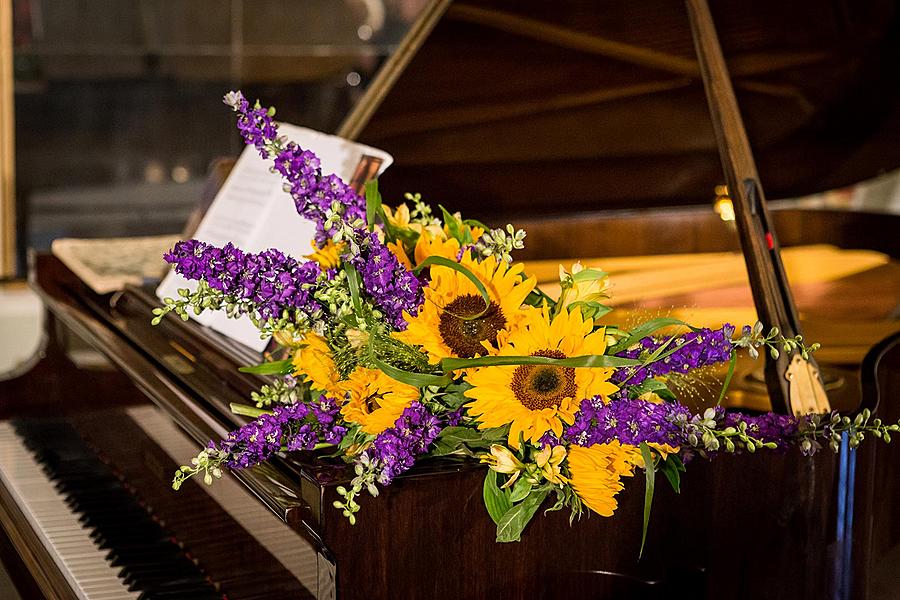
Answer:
[611,325,736,392]
[215,396,346,470]
[564,397,692,448]
[225,91,279,154]
[362,402,445,485]
[350,232,423,330]
[164,239,324,321]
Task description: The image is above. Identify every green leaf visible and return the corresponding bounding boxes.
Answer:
[365,180,381,230]
[480,426,510,443]
[617,334,680,385]
[634,378,677,402]
[439,391,469,411]
[570,268,608,283]
[463,218,489,232]
[413,256,491,320]
[238,359,293,375]
[608,318,693,355]
[344,264,363,314]
[639,442,656,559]
[229,403,273,419]
[659,454,682,494]
[567,300,613,320]
[523,287,557,309]
[430,426,486,456]
[435,426,484,445]
[717,351,737,405]
[483,470,512,525]
[441,353,639,373]
[496,488,550,543]
[371,354,454,388]
[508,477,533,503]
[439,205,464,241]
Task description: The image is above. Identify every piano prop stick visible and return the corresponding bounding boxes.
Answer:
[685,0,830,416]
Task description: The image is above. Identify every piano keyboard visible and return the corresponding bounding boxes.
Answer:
[0,421,142,599]
[125,405,321,594]
[0,406,325,600]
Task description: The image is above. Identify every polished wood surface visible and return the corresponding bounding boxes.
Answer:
[342,0,900,220]
[686,0,828,414]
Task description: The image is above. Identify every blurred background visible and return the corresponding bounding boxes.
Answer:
[0,0,430,379]
[9,0,429,271]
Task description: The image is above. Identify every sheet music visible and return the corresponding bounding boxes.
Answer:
[157,124,392,351]
[51,235,180,294]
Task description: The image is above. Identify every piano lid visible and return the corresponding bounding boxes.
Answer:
[339,0,900,220]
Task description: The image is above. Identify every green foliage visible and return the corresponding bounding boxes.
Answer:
[483,470,512,525]
[495,487,550,542]
[659,454,685,494]
[229,403,273,419]
[430,425,508,457]
[608,318,693,355]
[639,442,656,559]
[365,180,382,231]
[566,300,613,320]
[717,352,737,405]
[238,359,294,375]
[439,205,466,243]
[632,378,677,402]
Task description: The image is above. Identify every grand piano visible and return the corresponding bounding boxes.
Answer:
[2,1,900,599]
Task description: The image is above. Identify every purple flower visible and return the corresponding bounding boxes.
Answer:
[225,92,366,244]
[215,396,345,470]
[563,396,803,458]
[350,232,423,330]
[165,240,324,321]
[225,91,279,154]
[564,397,691,448]
[361,402,445,485]
[611,325,735,393]
[723,411,799,444]
[222,92,426,326]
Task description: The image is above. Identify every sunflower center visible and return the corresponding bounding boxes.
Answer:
[438,294,507,358]
[511,349,577,411]
[364,392,384,414]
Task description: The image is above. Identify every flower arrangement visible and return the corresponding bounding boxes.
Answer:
[156,92,899,547]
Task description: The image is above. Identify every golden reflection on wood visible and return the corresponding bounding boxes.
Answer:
[0,0,14,277]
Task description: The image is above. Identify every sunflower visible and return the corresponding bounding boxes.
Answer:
[413,229,461,266]
[567,442,642,517]
[339,367,421,434]
[304,240,343,269]
[292,333,341,396]
[464,307,618,447]
[398,253,536,362]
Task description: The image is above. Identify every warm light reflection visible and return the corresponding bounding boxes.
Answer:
[714,185,735,221]
[171,166,190,183]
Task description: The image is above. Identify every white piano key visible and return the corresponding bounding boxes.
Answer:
[0,422,140,600]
